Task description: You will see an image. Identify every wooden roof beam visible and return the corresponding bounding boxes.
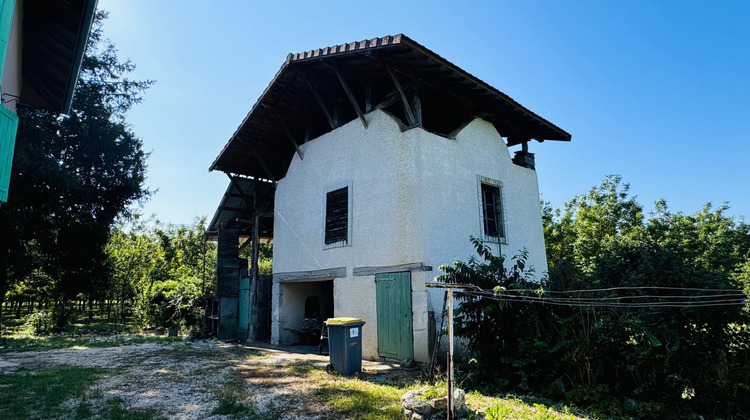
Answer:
[275,111,305,161]
[227,174,256,209]
[245,140,277,183]
[330,66,368,129]
[385,64,416,126]
[303,73,336,129]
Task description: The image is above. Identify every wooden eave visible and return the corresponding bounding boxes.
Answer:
[205,177,275,241]
[210,34,571,180]
[20,0,97,114]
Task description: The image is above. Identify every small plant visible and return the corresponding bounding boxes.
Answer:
[23,310,55,335]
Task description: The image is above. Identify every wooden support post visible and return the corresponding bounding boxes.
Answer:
[413,91,422,127]
[249,214,260,336]
[303,74,336,129]
[333,99,342,128]
[385,64,416,126]
[447,287,454,420]
[332,67,368,128]
[275,111,304,160]
[227,174,256,208]
[425,282,475,419]
[365,83,372,113]
[247,144,277,183]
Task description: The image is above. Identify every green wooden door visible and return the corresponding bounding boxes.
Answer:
[376,272,413,360]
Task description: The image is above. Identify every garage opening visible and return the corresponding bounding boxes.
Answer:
[280,280,334,346]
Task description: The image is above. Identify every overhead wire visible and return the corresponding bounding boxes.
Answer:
[451,288,749,309]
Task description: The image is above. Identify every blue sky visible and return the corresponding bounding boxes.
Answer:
[98,0,750,225]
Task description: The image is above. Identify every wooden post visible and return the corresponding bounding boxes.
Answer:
[249,214,260,340]
[425,282,474,420]
[447,287,454,420]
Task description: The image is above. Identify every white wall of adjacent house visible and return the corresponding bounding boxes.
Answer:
[272,109,548,362]
[1,0,23,114]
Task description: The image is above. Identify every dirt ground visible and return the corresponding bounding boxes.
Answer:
[0,339,420,419]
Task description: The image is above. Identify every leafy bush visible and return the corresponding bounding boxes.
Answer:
[24,310,55,335]
[438,182,750,418]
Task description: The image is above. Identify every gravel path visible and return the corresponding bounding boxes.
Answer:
[0,339,411,419]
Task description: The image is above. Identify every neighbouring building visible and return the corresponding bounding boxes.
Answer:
[0,0,97,203]
[207,35,570,363]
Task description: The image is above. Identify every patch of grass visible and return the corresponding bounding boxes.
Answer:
[288,361,324,377]
[94,397,165,420]
[211,373,281,420]
[413,382,447,401]
[469,393,589,420]
[0,365,108,419]
[213,398,258,418]
[0,333,183,353]
[316,378,405,419]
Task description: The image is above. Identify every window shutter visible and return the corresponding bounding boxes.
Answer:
[0,0,17,202]
[481,183,504,239]
[0,104,18,202]
[325,186,348,245]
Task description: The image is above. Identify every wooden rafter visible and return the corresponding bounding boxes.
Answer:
[275,111,305,160]
[377,55,523,135]
[331,66,368,128]
[303,73,336,129]
[385,64,416,126]
[227,174,256,208]
[246,141,277,183]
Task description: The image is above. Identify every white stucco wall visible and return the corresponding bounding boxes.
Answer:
[272,109,548,362]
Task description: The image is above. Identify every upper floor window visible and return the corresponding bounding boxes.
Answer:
[325,185,349,247]
[479,177,505,242]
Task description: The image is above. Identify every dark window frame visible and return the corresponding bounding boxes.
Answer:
[324,185,350,247]
[479,177,506,243]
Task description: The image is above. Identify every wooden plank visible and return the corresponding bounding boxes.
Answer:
[385,64,416,126]
[353,262,432,277]
[275,111,304,160]
[376,272,413,360]
[274,267,347,283]
[246,142,277,183]
[228,175,256,208]
[303,73,336,129]
[331,67,368,128]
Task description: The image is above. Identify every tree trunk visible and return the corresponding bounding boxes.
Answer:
[0,287,7,328]
[88,298,93,322]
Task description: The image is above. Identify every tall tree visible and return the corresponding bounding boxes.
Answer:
[0,10,151,327]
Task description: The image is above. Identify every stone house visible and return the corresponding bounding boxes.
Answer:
[207,35,570,362]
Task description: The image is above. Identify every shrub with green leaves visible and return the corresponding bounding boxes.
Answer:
[438,176,750,418]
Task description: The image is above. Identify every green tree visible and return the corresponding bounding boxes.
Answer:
[0,11,151,328]
[448,175,750,418]
[105,217,217,330]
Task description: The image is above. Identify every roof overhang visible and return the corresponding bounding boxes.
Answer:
[204,176,275,242]
[210,34,571,180]
[21,0,98,114]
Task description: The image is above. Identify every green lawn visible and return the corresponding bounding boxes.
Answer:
[0,332,591,420]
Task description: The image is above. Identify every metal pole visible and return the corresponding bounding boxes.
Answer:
[447,287,454,420]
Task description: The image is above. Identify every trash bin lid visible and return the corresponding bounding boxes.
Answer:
[325,317,363,325]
